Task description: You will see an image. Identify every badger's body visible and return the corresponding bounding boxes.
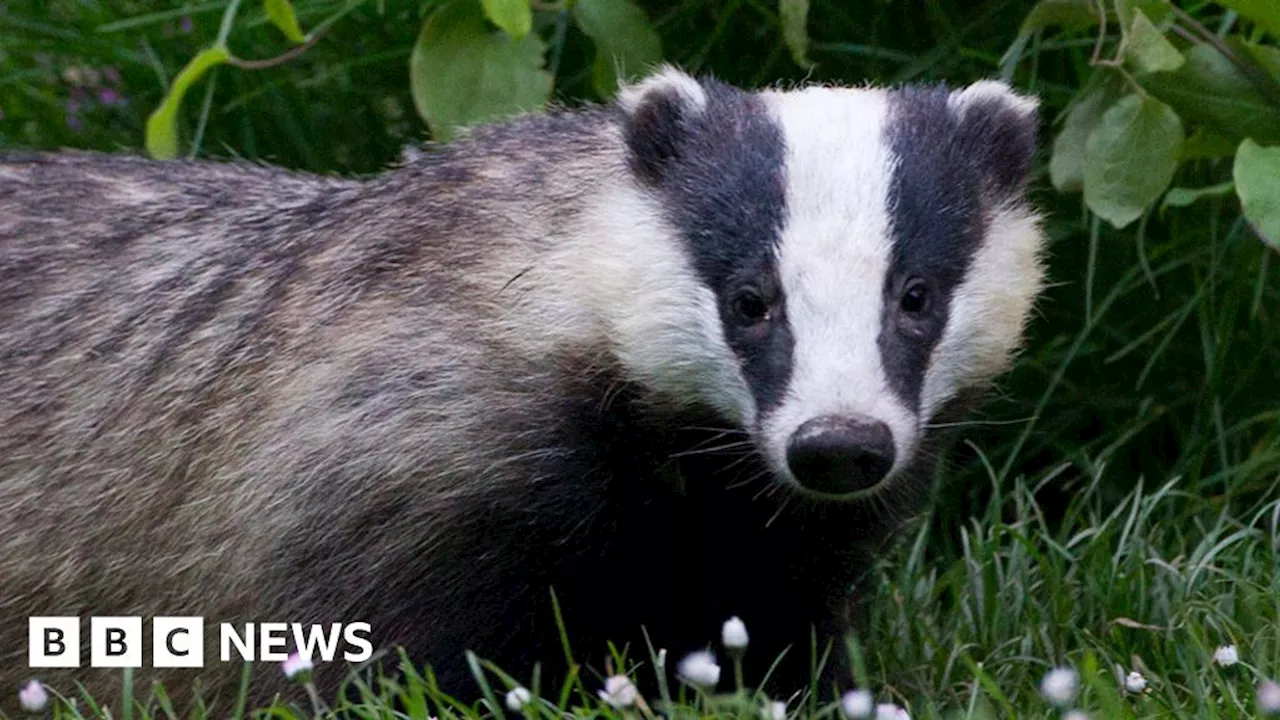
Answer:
[0,69,1045,712]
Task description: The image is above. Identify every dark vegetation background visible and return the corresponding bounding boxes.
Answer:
[1,1,1278,713]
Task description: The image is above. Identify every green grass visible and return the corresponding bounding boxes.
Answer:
[17,472,1280,717]
[3,0,1280,718]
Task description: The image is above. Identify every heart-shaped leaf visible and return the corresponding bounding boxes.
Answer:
[1125,9,1183,74]
[1234,139,1280,250]
[1084,93,1184,229]
[409,1,553,142]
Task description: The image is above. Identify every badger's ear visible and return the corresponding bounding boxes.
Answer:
[948,80,1040,198]
[617,66,708,186]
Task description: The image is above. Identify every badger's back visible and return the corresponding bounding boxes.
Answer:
[0,122,647,707]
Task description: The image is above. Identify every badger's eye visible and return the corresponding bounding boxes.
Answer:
[900,280,930,315]
[731,288,770,324]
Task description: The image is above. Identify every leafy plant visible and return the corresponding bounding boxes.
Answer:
[143,0,671,154]
[1007,0,1280,249]
[145,0,359,159]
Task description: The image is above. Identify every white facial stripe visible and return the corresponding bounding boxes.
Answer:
[573,174,757,425]
[758,86,917,483]
[919,202,1044,420]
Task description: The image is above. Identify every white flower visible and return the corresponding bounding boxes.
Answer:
[1063,711,1089,720]
[598,675,638,708]
[1258,680,1280,715]
[875,703,909,720]
[1124,670,1147,693]
[676,650,721,688]
[1212,644,1239,667]
[840,689,874,718]
[18,680,48,713]
[281,651,314,681]
[1039,666,1080,707]
[505,686,532,711]
[722,616,749,650]
[763,699,787,720]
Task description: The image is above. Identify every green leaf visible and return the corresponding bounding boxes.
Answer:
[480,0,532,40]
[1160,181,1235,215]
[1124,9,1183,73]
[999,0,1101,78]
[1138,44,1280,146]
[264,0,306,44]
[409,1,553,142]
[1234,139,1280,250]
[1215,0,1280,37]
[1235,38,1280,77]
[1050,69,1128,193]
[779,0,813,69]
[144,46,230,159]
[1180,128,1241,161]
[1083,93,1184,229]
[1115,0,1173,32]
[572,0,662,98]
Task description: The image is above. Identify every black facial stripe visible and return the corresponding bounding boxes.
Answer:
[879,86,990,411]
[625,79,794,416]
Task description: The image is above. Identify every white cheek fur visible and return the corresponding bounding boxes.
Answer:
[919,202,1044,421]
[568,168,758,427]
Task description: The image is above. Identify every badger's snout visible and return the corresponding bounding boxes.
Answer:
[785,415,896,495]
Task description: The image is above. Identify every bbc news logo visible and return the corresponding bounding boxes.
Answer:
[28,617,373,668]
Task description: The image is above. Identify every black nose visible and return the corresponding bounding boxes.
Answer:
[785,415,895,495]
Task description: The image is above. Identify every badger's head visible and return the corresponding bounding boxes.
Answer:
[602,68,1045,500]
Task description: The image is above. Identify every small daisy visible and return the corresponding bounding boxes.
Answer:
[875,703,909,720]
[598,675,638,708]
[841,689,874,718]
[1039,666,1080,707]
[505,686,532,711]
[281,651,314,682]
[1063,711,1089,720]
[1124,670,1147,694]
[722,616,749,650]
[1212,644,1239,667]
[677,650,721,688]
[18,680,48,713]
[1258,680,1280,715]
[763,699,787,720]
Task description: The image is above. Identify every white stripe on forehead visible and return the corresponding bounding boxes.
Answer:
[758,86,917,477]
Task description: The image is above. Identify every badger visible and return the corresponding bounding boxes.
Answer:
[0,67,1045,713]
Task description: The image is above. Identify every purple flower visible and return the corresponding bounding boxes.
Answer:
[281,651,314,681]
[98,88,119,105]
[179,15,194,33]
[18,680,48,712]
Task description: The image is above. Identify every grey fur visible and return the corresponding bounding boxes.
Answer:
[0,73,1043,714]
